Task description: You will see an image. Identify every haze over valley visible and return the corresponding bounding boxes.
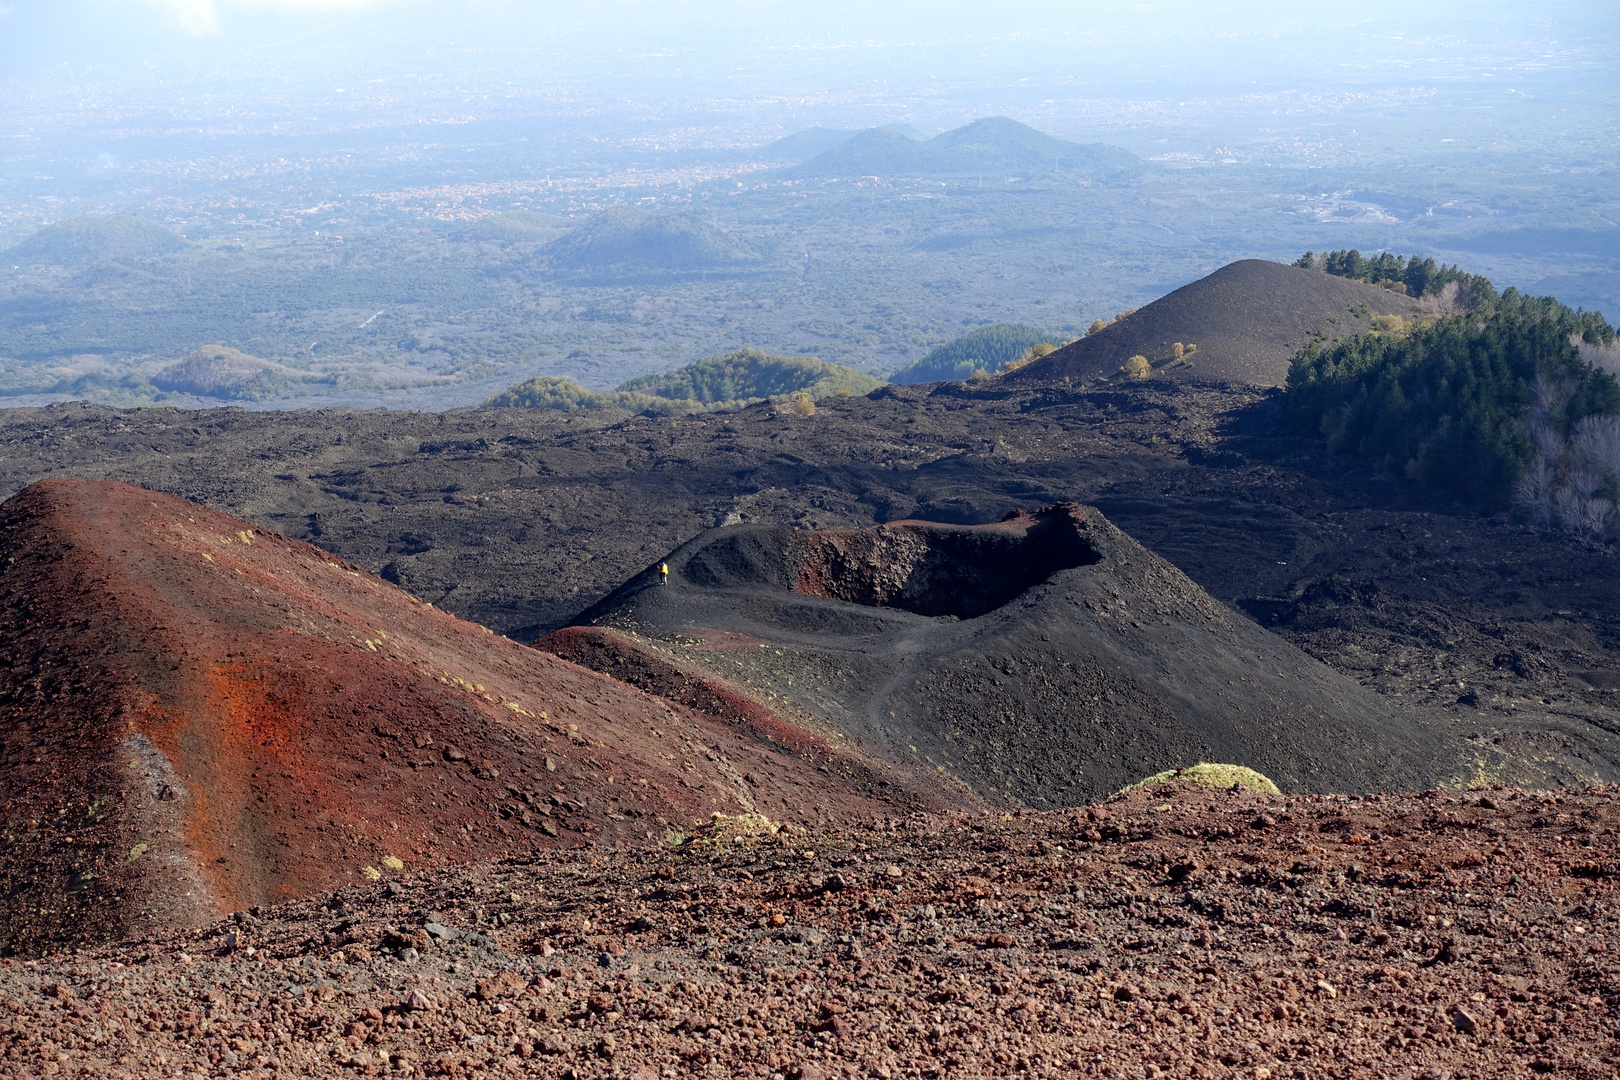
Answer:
[1,6,1618,1079]
[1,1,1615,408]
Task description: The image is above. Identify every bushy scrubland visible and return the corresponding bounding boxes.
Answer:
[484,349,877,412]
[617,349,880,404]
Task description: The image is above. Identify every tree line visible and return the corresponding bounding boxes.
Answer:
[1294,249,1494,303]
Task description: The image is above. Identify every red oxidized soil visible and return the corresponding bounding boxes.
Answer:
[0,480,918,956]
[0,783,1613,1080]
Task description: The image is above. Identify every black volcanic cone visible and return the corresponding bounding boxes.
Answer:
[1007,259,1427,388]
[564,504,1454,807]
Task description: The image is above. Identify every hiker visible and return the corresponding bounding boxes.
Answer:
[658,561,669,586]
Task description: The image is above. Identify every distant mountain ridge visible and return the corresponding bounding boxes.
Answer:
[754,128,860,161]
[783,117,1141,181]
[6,213,187,267]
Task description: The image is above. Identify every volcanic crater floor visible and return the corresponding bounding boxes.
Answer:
[3,782,1615,1080]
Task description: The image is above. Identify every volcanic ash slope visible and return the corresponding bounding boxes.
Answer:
[545,504,1455,807]
[0,479,936,957]
[1006,259,1425,387]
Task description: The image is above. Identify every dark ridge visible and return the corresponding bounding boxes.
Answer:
[673,506,1100,620]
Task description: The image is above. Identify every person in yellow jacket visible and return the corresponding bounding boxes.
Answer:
[658,561,669,586]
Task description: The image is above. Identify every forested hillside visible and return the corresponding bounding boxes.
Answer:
[1286,285,1619,514]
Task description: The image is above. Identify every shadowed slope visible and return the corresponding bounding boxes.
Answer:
[1007,260,1426,387]
[0,480,940,956]
[553,504,1456,807]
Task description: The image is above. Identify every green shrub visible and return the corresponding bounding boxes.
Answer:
[1002,342,1059,373]
[482,375,674,412]
[1121,355,1151,380]
[484,348,880,412]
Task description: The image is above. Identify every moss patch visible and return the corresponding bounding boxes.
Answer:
[1118,762,1281,796]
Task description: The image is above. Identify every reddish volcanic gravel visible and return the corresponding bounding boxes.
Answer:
[0,480,941,957]
[3,783,1615,1080]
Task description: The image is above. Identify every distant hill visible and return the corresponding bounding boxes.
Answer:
[753,128,861,161]
[482,376,660,413]
[891,324,1062,384]
[6,213,187,267]
[151,345,319,402]
[456,211,572,245]
[485,349,882,412]
[784,117,1140,181]
[619,349,882,404]
[544,206,759,274]
[1005,260,1428,388]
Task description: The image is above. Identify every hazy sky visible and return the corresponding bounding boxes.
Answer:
[0,0,1615,173]
[4,0,1615,92]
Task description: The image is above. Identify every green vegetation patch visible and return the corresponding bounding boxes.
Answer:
[1118,763,1281,796]
[152,345,327,402]
[482,375,667,413]
[1286,283,1618,507]
[7,213,188,267]
[619,349,880,404]
[485,348,881,412]
[891,323,1062,384]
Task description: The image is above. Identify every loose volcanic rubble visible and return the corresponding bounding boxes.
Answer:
[3,782,1615,1079]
